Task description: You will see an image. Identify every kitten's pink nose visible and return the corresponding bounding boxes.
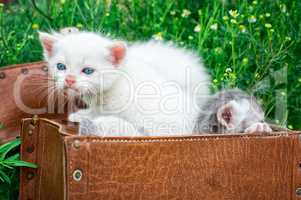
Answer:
[64,75,76,87]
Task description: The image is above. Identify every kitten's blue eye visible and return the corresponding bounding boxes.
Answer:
[82,67,95,75]
[57,63,66,71]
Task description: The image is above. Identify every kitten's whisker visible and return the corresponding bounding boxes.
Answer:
[39,85,59,105]
[27,78,56,83]
[29,87,49,96]
[40,87,56,105]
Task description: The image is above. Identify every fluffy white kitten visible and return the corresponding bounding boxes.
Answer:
[39,30,210,136]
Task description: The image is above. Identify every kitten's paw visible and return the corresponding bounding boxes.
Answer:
[68,113,83,123]
[244,122,272,133]
[79,118,99,135]
[78,116,142,137]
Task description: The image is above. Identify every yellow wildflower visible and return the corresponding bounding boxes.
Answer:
[194,25,201,32]
[225,68,232,73]
[210,23,218,31]
[265,23,272,29]
[280,4,287,13]
[214,47,222,54]
[170,10,176,16]
[248,15,257,23]
[230,19,237,24]
[242,58,249,65]
[31,24,39,30]
[76,23,83,28]
[223,16,229,21]
[153,32,163,41]
[229,10,239,18]
[239,25,246,33]
[181,9,191,18]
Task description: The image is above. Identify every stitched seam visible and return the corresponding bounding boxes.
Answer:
[290,135,297,200]
[69,134,291,144]
[37,122,44,200]
[69,144,73,197]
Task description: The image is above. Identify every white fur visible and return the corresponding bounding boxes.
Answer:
[39,31,210,136]
[217,99,249,130]
[218,98,270,133]
[244,122,272,133]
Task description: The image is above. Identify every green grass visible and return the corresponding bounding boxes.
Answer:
[0,0,300,128]
[0,138,37,199]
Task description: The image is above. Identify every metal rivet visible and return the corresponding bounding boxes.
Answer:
[73,140,80,149]
[21,68,29,74]
[28,124,35,136]
[72,169,83,182]
[28,130,33,135]
[26,146,34,153]
[42,66,48,72]
[31,115,38,125]
[0,72,5,79]
[26,172,35,180]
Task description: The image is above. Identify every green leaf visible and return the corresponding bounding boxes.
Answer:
[0,170,10,184]
[5,153,20,162]
[0,163,13,169]
[0,139,21,160]
[3,160,38,168]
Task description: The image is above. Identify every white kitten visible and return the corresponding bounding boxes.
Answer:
[39,31,210,136]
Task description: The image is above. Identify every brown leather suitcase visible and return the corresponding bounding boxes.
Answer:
[19,117,301,200]
[1,62,301,200]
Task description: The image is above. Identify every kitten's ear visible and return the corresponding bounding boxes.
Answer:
[38,32,59,59]
[108,41,127,66]
[217,100,248,130]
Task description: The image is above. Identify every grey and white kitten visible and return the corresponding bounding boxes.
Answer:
[194,88,272,134]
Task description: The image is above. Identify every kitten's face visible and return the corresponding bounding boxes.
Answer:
[39,32,126,96]
[216,98,264,133]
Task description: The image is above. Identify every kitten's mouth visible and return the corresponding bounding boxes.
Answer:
[64,85,79,91]
[63,86,80,96]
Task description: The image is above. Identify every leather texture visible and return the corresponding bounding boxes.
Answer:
[0,62,68,142]
[20,118,301,200]
[20,118,65,200]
